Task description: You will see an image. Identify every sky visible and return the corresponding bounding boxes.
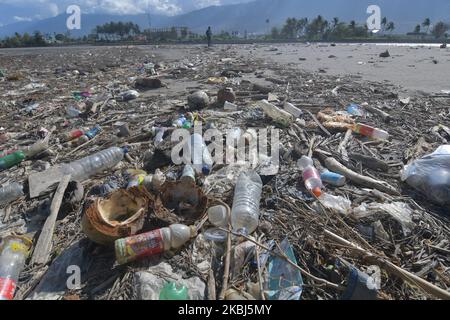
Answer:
[0,0,252,26]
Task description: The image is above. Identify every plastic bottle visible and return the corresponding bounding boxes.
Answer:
[66,106,82,118]
[126,169,148,188]
[0,148,19,159]
[231,171,263,235]
[153,127,166,146]
[0,236,32,300]
[59,147,125,182]
[85,125,102,139]
[257,100,294,127]
[62,128,86,142]
[0,151,25,172]
[208,205,228,228]
[283,102,303,118]
[115,224,196,265]
[297,156,323,197]
[173,115,187,128]
[180,164,196,183]
[159,282,189,300]
[186,133,213,175]
[352,123,389,140]
[65,126,101,147]
[321,170,346,187]
[0,183,24,207]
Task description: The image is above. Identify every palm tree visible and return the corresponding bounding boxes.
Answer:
[422,18,431,34]
[386,22,395,34]
[381,17,387,33]
[414,24,421,34]
[349,20,356,31]
[332,17,339,30]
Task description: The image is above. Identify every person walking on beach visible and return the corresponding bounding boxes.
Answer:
[206,26,212,47]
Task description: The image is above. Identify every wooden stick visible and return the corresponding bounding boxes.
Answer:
[218,204,232,300]
[324,229,450,300]
[207,268,216,300]
[255,240,266,300]
[305,110,331,136]
[365,105,391,122]
[31,175,71,266]
[338,129,353,160]
[324,157,400,195]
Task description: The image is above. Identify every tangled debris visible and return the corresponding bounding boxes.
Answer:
[0,45,449,301]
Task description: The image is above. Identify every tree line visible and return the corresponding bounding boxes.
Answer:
[411,18,449,39]
[0,31,47,48]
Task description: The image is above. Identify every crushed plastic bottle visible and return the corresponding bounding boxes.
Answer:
[153,127,166,146]
[297,156,323,197]
[401,145,450,205]
[258,100,294,127]
[0,182,24,207]
[186,133,213,175]
[352,123,389,141]
[0,236,32,300]
[159,282,189,300]
[0,151,25,172]
[60,147,125,182]
[115,224,196,265]
[283,102,303,118]
[231,171,263,235]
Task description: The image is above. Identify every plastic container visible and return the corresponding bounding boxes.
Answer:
[66,106,82,118]
[283,102,303,118]
[258,100,294,127]
[181,164,196,183]
[352,124,389,140]
[60,147,125,182]
[0,236,32,300]
[297,156,323,197]
[208,205,228,228]
[153,127,166,146]
[85,125,102,139]
[65,135,90,147]
[159,282,189,300]
[231,171,263,235]
[173,116,187,128]
[186,133,213,175]
[321,170,346,187]
[115,224,196,265]
[0,151,25,172]
[0,183,24,207]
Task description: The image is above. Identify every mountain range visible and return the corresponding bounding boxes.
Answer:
[1,0,449,38]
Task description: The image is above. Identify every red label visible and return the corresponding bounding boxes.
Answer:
[303,168,320,181]
[0,277,16,300]
[125,229,164,260]
[357,124,375,137]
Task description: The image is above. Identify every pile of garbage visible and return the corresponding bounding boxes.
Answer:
[0,45,449,300]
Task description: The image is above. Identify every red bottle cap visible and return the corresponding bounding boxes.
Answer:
[312,187,322,198]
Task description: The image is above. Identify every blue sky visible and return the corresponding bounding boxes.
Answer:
[0,0,251,26]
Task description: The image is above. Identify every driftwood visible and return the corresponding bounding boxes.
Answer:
[323,157,400,195]
[30,175,71,266]
[324,230,450,300]
[218,203,232,300]
[365,105,391,122]
[349,153,389,172]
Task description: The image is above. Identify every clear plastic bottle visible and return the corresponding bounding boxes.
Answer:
[0,182,24,207]
[352,123,389,140]
[258,100,294,127]
[180,164,196,183]
[347,104,365,117]
[160,282,189,300]
[0,236,32,300]
[231,171,263,235]
[186,133,213,175]
[115,224,196,265]
[152,127,166,146]
[60,147,125,182]
[283,102,303,118]
[297,156,323,197]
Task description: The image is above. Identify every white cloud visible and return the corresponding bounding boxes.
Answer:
[13,16,33,22]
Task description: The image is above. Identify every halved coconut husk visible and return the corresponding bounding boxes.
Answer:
[154,180,208,226]
[82,187,154,246]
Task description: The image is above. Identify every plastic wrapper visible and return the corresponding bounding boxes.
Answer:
[401,145,450,205]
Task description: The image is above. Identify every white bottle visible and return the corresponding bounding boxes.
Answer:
[231,171,263,235]
[115,224,196,265]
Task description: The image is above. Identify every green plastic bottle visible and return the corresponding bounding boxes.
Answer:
[159,282,189,300]
[0,151,25,171]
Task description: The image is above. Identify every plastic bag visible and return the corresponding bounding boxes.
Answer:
[401,145,450,205]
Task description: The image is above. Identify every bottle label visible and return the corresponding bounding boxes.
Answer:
[117,229,164,263]
[356,124,375,137]
[303,168,320,181]
[0,277,16,300]
[69,130,84,140]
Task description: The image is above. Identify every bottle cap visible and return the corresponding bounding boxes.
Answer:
[202,165,211,175]
[312,187,322,198]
